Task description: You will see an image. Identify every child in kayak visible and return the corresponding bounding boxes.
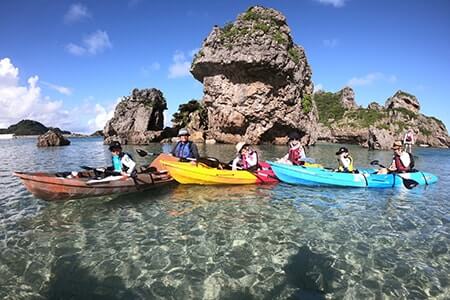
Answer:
[232,142,259,171]
[278,132,307,165]
[109,141,136,176]
[335,147,354,173]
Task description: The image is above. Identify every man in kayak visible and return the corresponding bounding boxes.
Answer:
[276,132,307,165]
[109,141,136,176]
[335,147,355,173]
[171,128,200,160]
[232,142,259,171]
[377,141,412,174]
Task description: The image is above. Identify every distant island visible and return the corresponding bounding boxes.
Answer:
[0,120,71,136]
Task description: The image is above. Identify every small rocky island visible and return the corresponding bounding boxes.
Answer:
[0,119,71,136]
[102,5,449,149]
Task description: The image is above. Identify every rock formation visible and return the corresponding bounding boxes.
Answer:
[0,119,71,136]
[37,130,70,147]
[385,90,420,113]
[190,6,317,145]
[338,87,358,110]
[103,88,168,144]
[316,88,449,149]
[171,100,208,143]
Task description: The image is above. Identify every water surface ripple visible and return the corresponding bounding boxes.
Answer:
[0,138,448,299]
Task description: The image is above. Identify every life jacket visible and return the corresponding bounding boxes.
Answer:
[174,141,193,158]
[394,152,414,172]
[288,147,306,165]
[239,151,259,170]
[111,152,133,172]
[405,132,413,142]
[338,155,354,172]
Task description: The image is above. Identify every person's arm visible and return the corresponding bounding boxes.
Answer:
[387,159,396,171]
[122,154,136,175]
[299,146,306,159]
[171,142,178,157]
[191,143,200,160]
[231,156,240,170]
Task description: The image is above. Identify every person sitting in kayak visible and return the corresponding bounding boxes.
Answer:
[232,142,259,171]
[109,141,136,176]
[335,147,354,173]
[377,141,412,174]
[171,128,200,160]
[279,132,307,165]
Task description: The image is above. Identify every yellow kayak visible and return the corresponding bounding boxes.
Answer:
[160,160,259,185]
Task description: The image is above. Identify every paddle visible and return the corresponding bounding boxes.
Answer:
[369,160,419,189]
[136,149,224,168]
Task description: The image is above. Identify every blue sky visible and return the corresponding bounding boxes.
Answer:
[1,0,449,133]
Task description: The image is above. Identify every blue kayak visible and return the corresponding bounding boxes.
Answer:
[268,162,438,188]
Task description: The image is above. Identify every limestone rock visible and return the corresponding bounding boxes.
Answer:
[368,127,395,150]
[338,87,357,110]
[190,6,317,145]
[37,130,70,147]
[385,90,420,113]
[103,88,167,144]
[367,102,383,111]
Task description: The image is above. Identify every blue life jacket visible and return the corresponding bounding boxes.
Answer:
[111,152,133,172]
[174,141,193,158]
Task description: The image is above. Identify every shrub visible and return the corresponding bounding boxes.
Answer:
[302,94,313,114]
[314,92,346,126]
[288,47,300,64]
[345,108,386,128]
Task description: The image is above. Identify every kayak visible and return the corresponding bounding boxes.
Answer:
[160,160,278,185]
[268,162,438,188]
[14,154,174,201]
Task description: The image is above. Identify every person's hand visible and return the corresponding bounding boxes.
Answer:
[121,171,129,176]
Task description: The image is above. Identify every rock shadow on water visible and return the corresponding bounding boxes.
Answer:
[265,246,342,300]
[43,254,137,300]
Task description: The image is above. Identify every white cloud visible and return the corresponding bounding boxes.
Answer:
[41,81,73,95]
[314,83,324,92]
[315,0,347,7]
[0,57,70,129]
[347,72,397,87]
[168,51,191,78]
[64,3,91,23]
[66,30,112,56]
[323,38,339,48]
[87,98,120,132]
[141,62,161,76]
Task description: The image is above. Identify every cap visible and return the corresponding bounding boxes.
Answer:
[109,141,122,151]
[335,147,349,155]
[235,142,248,154]
[177,128,190,136]
[391,141,403,150]
[288,132,301,141]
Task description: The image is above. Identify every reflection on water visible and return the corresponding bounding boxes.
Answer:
[0,137,449,299]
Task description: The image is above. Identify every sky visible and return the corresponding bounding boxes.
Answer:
[1,0,449,133]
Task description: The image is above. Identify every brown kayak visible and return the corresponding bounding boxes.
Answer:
[14,153,176,201]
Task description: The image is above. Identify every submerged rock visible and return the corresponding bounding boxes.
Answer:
[103,88,167,144]
[191,5,317,145]
[37,130,70,147]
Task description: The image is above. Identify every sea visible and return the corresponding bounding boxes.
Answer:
[0,137,448,299]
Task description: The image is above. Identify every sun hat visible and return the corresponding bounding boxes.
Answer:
[109,141,122,151]
[335,147,349,155]
[235,142,248,154]
[391,141,403,150]
[177,128,190,136]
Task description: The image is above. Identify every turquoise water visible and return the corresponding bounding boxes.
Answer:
[0,137,448,299]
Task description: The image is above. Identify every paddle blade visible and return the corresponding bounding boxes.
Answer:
[80,165,94,171]
[402,178,419,189]
[136,149,148,157]
[370,160,379,166]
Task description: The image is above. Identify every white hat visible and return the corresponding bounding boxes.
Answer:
[235,142,247,153]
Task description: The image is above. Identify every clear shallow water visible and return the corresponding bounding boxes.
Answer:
[0,137,449,299]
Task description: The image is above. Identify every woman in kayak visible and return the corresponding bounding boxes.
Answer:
[335,147,355,173]
[232,142,259,171]
[171,128,200,160]
[377,141,412,174]
[109,141,136,176]
[279,132,307,165]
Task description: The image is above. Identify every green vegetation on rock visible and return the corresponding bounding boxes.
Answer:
[301,94,313,114]
[393,107,417,119]
[172,100,207,128]
[314,92,346,126]
[345,108,386,128]
[288,47,300,64]
[419,126,432,136]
